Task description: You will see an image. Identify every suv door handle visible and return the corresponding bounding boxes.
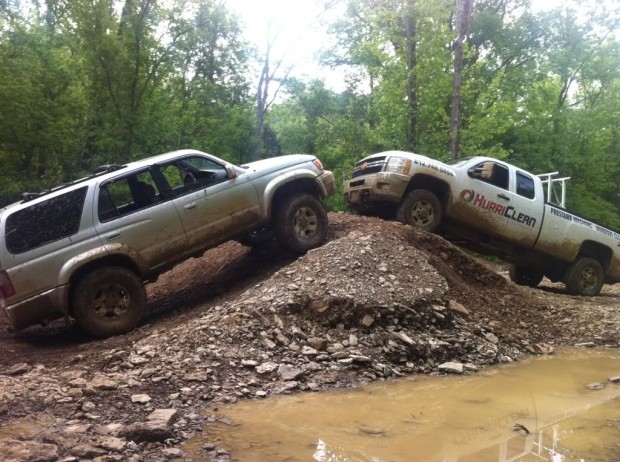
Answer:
[107,232,121,241]
[184,202,197,211]
[497,193,510,201]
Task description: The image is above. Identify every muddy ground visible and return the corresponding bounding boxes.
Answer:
[1,212,619,461]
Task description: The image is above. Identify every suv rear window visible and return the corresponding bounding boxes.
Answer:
[5,186,88,254]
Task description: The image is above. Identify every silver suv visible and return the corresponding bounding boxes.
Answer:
[0,149,335,337]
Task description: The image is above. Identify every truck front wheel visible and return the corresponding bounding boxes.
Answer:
[396,189,443,233]
[72,267,146,337]
[509,264,544,287]
[564,257,604,296]
[274,194,328,253]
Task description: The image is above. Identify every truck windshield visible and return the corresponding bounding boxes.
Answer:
[447,158,471,167]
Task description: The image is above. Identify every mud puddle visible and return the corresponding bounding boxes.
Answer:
[0,416,51,440]
[185,348,620,461]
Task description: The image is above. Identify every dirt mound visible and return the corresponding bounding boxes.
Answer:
[326,213,558,345]
[1,212,618,461]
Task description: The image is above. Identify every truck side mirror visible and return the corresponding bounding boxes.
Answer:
[480,162,494,180]
[225,164,238,179]
[468,162,494,180]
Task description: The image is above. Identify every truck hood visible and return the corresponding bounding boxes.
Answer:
[354,150,455,177]
[240,154,316,176]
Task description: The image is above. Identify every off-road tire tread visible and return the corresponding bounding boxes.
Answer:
[73,266,146,337]
[564,257,604,296]
[273,194,328,254]
[396,189,443,233]
[509,264,544,287]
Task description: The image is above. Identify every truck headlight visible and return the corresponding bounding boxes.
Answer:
[385,157,412,175]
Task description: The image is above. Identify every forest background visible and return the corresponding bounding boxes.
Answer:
[1,0,620,228]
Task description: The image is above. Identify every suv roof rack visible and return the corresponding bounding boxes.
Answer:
[19,163,128,204]
[93,164,126,174]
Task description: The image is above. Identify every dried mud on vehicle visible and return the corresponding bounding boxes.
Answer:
[1,213,620,461]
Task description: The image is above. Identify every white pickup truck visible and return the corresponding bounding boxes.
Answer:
[344,150,620,296]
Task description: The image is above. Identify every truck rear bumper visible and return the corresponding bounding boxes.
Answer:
[344,172,409,206]
[3,286,65,330]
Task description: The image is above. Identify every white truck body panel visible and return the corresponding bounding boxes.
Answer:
[344,151,620,290]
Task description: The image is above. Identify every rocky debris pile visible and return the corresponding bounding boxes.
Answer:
[0,214,568,461]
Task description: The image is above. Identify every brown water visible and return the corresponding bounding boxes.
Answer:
[185,348,620,461]
[0,416,50,440]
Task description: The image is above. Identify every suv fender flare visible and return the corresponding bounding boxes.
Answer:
[262,169,326,220]
[57,244,147,311]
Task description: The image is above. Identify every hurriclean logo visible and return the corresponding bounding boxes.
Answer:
[460,189,537,228]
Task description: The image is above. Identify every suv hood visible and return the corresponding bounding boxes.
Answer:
[240,154,315,176]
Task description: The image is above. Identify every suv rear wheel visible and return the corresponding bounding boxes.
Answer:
[73,267,146,337]
[274,194,328,253]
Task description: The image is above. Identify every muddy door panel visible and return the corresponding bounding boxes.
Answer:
[173,175,261,251]
[451,161,542,247]
[95,172,188,270]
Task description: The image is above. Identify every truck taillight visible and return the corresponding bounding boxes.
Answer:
[0,271,15,298]
[313,159,324,171]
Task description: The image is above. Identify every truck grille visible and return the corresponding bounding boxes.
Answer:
[352,156,386,178]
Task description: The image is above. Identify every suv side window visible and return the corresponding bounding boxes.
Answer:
[6,186,88,254]
[157,156,229,197]
[516,172,535,199]
[98,170,161,222]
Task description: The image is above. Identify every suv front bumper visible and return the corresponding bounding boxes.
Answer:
[318,171,337,197]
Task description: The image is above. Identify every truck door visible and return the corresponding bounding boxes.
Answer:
[454,161,542,247]
[155,154,261,252]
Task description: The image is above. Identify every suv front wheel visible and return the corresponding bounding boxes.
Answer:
[274,194,328,254]
[73,267,146,337]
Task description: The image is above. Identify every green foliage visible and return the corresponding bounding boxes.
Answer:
[1,0,620,231]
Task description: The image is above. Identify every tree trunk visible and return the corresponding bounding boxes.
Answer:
[404,0,417,151]
[449,0,472,161]
[254,42,271,161]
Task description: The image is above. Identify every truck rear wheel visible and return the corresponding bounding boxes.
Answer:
[564,257,604,296]
[273,194,328,254]
[73,267,146,337]
[509,264,544,287]
[396,189,442,232]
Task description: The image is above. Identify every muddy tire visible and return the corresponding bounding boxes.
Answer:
[273,194,328,253]
[72,267,146,337]
[396,189,442,232]
[237,227,274,248]
[509,264,544,287]
[564,257,604,296]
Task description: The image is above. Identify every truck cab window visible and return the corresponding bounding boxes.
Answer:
[516,172,535,199]
[471,161,509,190]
